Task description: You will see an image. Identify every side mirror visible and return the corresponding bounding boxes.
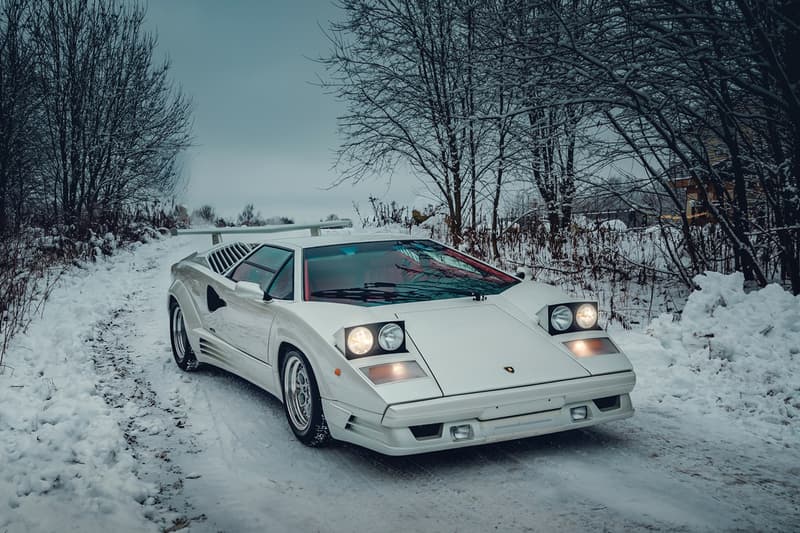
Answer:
[235,281,269,301]
[515,271,526,280]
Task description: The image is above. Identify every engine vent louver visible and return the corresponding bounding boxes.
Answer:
[206,242,254,274]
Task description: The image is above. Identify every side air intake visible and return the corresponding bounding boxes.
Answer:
[199,338,225,361]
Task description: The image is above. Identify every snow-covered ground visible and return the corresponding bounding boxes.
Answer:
[1,232,798,532]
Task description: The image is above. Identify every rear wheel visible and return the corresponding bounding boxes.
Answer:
[170,302,199,371]
[281,350,331,447]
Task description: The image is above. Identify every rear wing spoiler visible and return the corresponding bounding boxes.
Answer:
[170,219,353,244]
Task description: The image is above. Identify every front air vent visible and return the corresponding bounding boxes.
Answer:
[593,395,621,412]
[344,415,387,442]
[206,242,254,274]
[410,423,443,440]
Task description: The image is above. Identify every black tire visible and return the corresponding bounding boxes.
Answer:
[169,301,200,372]
[280,349,331,447]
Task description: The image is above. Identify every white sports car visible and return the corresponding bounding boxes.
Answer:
[168,222,635,455]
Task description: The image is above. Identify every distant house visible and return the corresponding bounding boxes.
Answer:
[665,127,756,226]
[669,162,767,226]
[572,190,656,229]
[669,164,736,225]
[666,120,765,226]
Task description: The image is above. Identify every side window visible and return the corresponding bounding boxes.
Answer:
[231,262,269,288]
[230,245,292,292]
[247,246,294,271]
[267,257,294,300]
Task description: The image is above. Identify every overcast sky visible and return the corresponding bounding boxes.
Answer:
[143,0,418,223]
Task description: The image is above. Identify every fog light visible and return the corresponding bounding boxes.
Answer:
[570,406,588,421]
[361,360,427,385]
[450,424,473,441]
[563,337,619,358]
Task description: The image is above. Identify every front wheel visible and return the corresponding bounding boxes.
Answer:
[281,350,331,447]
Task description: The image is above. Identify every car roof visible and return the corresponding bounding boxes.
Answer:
[259,232,417,250]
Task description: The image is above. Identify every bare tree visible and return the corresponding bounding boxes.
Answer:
[191,204,217,225]
[323,0,494,245]
[478,1,601,256]
[538,0,800,292]
[0,0,38,234]
[29,0,192,230]
[237,203,264,227]
[1,0,193,361]
[322,0,799,292]
[469,0,521,258]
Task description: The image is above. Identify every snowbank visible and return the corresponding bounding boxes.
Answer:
[643,272,799,440]
[0,245,158,532]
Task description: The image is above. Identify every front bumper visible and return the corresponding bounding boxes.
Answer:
[324,371,635,456]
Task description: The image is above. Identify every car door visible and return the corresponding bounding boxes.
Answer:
[221,245,295,362]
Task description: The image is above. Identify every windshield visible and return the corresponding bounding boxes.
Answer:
[303,239,519,306]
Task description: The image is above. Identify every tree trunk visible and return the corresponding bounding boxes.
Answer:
[781,0,800,294]
[491,128,506,260]
[0,176,6,234]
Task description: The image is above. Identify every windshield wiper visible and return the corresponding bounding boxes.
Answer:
[369,280,485,300]
[310,287,423,303]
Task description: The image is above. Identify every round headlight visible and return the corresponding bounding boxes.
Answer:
[378,323,404,351]
[347,326,374,356]
[575,303,598,329]
[550,305,573,331]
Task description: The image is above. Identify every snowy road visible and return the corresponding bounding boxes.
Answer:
[4,234,799,532]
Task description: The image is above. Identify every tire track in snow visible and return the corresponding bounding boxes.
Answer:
[89,289,207,532]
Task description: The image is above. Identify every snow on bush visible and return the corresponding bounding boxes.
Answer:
[599,219,627,231]
[647,272,799,437]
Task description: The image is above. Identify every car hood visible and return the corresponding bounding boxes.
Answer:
[293,282,630,399]
[398,302,591,396]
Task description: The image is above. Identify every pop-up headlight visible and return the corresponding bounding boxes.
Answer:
[575,303,598,329]
[377,323,404,351]
[344,321,406,359]
[543,302,601,335]
[550,305,573,332]
[346,326,374,356]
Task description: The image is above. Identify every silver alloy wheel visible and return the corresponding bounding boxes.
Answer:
[283,353,312,432]
[172,306,187,363]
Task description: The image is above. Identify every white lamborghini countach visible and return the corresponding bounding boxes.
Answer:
[168,222,635,455]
